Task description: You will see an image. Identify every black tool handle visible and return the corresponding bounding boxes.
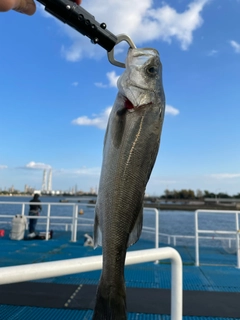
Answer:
[37,0,118,52]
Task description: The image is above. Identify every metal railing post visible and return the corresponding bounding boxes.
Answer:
[173,236,176,246]
[71,204,75,242]
[71,204,78,242]
[21,203,25,216]
[45,204,51,241]
[155,209,159,249]
[21,203,27,229]
[195,210,199,266]
[236,212,240,268]
[168,236,171,245]
[170,249,183,320]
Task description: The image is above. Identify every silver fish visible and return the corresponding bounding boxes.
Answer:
[93,48,165,319]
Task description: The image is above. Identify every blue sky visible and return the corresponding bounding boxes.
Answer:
[0,0,240,196]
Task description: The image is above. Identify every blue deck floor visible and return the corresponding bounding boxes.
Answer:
[1,230,240,319]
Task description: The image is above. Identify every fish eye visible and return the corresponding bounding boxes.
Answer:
[146,66,158,76]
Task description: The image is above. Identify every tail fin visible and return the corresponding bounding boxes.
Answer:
[92,280,127,320]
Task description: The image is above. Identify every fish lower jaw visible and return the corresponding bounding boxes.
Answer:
[123,95,153,112]
[129,102,153,111]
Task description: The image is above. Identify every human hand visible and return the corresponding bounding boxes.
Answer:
[0,0,36,15]
[0,0,82,15]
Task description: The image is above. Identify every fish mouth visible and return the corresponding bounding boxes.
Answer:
[124,97,153,111]
[116,98,134,116]
[125,98,135,111]
[117,96,152,116]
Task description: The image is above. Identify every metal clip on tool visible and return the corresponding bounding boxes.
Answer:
[37,0,136,67]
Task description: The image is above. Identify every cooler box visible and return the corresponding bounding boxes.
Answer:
[9,215,27,240]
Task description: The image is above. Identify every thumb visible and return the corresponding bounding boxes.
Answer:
[14,0,36,15]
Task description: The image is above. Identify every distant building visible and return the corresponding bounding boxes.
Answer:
[47,169,52,193]
[42,169,47,192]
[42,169,52,193]
[90,187,97,194]
[24,185,34,194]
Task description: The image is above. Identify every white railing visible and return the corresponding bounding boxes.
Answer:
[142,227,238,249]
[195,209,240,268]
[0,247,183,320]
[0,217,94,232]
[2,202,240,251]
[0,201,87,242]
[0,202,160,247]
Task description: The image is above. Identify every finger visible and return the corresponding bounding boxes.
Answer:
[14,0,36,15]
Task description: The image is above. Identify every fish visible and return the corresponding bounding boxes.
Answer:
[93,47,165,319]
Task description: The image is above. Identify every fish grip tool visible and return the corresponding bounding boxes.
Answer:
[37,0,136,67]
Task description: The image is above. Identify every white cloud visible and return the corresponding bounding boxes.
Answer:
[44,0,209,62]
[25,161,52,170]
[230,40,240,53]
[72,103,179,130]
[142,0,209,50]
[75,167,101,175]
[55,167,101,176]
[166,105,180,116]
[95,82,108,88]
[209,173,240,179]
[95,71,120,88]
[207,49,218,56]
[72,82,79,87]
[72,107,112,129]
[0,165,7,169]
[106,71,119,88]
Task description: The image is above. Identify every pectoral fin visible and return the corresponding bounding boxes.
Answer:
[127,207,143,247]
[93,206,102,248]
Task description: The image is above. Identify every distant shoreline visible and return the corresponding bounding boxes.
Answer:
[144,203,238,211]
[0,195,238,211]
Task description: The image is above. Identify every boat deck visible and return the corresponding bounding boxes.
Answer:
[1,230,240,319]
